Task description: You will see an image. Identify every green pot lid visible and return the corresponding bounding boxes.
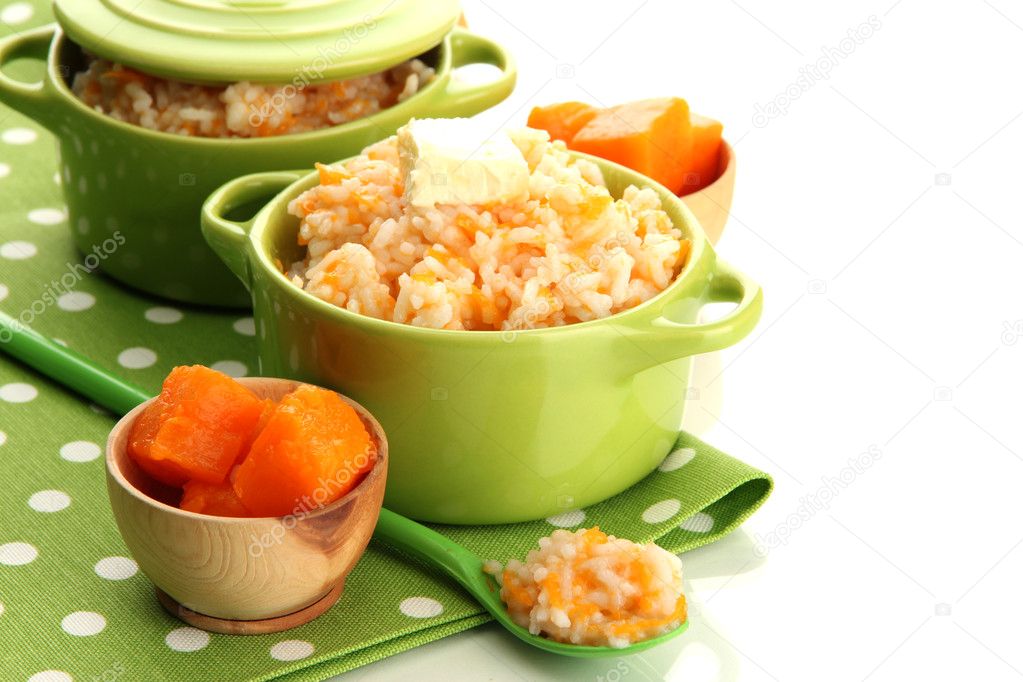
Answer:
[53,0,461,84]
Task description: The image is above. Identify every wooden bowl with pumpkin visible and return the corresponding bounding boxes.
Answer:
[105,373,387,634]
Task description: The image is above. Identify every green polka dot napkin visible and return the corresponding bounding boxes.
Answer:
[0,3,772,679]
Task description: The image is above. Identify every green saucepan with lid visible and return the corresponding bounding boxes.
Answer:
[0,0,515,306]
[200,153,763,525]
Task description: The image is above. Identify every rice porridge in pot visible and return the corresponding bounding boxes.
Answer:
[72,57,434,138]
[286,122,692,331]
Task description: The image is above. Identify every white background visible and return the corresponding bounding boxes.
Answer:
[339,1,1023,680]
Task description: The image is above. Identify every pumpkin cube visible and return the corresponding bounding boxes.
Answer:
[232,385,376,517]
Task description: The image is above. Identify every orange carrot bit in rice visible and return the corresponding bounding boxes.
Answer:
[455,213,490,238]
[677,239,692,268]
[101,67,147,85]
[425,246,448,263]
[501,571,536,609]
[470,286,501,327]
[583,527,607,545]
[316,162,349,185]
[411,272,437,284]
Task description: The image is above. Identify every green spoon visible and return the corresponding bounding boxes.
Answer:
[0,312,688,657]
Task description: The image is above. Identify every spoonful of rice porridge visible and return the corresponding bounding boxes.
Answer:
[374,509,688,656]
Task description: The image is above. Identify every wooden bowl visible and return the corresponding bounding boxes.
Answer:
[105,377,388,634]
[680,140,735,245]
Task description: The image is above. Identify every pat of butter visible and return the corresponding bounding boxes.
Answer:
[398,118,530,208]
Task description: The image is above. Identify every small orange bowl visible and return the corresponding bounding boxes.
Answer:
[105,377,388,634]
[679,140,735,245]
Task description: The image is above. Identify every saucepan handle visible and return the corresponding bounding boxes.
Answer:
[437,28,517,117]
[200,170,306,289]
[0,24,62,128]
[623,259,763,371]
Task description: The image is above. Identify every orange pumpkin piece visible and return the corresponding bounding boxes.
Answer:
[678,113,723,195]
[127,365,268,486]
[527,101,599,144]
[570,97,692,195]
[233,385,376,517]
[243,398,278,452]
[180,477,249,517]
[127,371,191,486]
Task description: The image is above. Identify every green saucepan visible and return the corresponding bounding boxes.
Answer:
[0,24,515,307]
[200,155,762,524]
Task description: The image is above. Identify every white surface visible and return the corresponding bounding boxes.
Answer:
[337,1,1023,680]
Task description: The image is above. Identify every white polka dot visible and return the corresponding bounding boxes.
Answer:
[28,672,72,682]
[0,542,37,565]
[53,170,60,184]
[60,440,101,462]
[95,556,138,580]
[62,611,106,636]
[28,490,70,513]
[658,447,696,472]
[546,509,585,527]
[0,382,37,402]
[76,216,89,235]
[679,512,714,533]
[0,431,5,445]
[28,208,66,225]
[57,291,95,311]
[233,317,256,336]
[0,240,36,259]
[210,360,247,377]
[270,639,314,661]
[2,127,36,144]
[642,498,682,524]
[53,338,68,347]
[0,2,33,24]
[78,176,87,194]
[0,602,4,616]
[165,626,210,652]
[118,347,157,369]
[144,306,183,324]
[0,283,7,301]
[0,162,9,178]
[399,596,444,618]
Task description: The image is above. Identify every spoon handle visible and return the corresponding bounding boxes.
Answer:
[374,508,490,595]
[0,311,151,415]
